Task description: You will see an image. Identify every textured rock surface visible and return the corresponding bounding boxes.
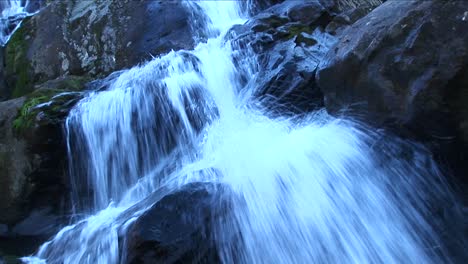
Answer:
[229,0,382,114]
[2,0,194,100]
[316,0,468,187]
[0,76,89,258]
[124,183,232,264]
[0,97,29,224]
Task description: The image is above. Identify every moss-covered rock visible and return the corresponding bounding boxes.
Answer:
[1,1,194,102]
[11,75,89,135]
[0,75,90,258]
[4,17,34,99]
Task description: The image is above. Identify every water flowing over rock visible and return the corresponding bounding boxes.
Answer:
[316,0,468,194]
[124,182,231,264]
[0,0,44,46]
[15,1,465,264]
[0,0,464,263]
[228,0,383,114]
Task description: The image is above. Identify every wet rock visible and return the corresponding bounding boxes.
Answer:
[316,0,468,186]
[0,76,90,257]
[229,0,382,114]
[124,182,232,264]
[11,207,61,237]
[3,1,194,100]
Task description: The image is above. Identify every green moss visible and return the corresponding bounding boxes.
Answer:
[285,24,313,39]
[2,255,21,264]
[12,95,49,132]
[11,76,88,134]
[5,18,33,99]
[0,250,21,264]
[258,15,289,28]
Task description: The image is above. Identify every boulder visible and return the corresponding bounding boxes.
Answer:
[229,0,383,114]
[316,0,468,186]
[0,96,30,225]
[2,0,195,100]
[123,182,232,264]
[0,76,90,256]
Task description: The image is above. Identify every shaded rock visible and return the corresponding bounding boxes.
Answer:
[0,76,90,257]
[0,97,30,224]
[0,225,6,237]
[229,0,382,114]
[123,182,232,264]
[11,207,61,237]
[3,0,194,100]
[316,0,468,186]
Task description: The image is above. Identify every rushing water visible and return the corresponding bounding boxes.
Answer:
[23,1,456,263]
[0,0,40,46]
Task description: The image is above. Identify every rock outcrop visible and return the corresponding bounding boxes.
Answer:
[229,0,383,114]
[123,183,232,264]
[0,76,89,259]
[2,0,195,100]
[316,0,468,188]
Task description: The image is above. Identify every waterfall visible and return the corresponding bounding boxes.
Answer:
[22,1,454,263]
[0,0,40,46]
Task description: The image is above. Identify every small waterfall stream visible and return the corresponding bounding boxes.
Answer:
[0,0,40,46]
[22,1,455,263]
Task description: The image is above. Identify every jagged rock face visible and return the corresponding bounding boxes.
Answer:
[228,0,382,114]
[316,0,468,187]
[2,0,195,100]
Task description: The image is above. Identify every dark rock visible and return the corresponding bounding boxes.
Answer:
[0,46,7,101]
[11,207,61,237]
[229,0,382,114]
[316,0,468,187]
[0,76,89,257]
[0,97,30,225]
[0,225,6,236]
[123,182,232,264]
[3,1,194,100]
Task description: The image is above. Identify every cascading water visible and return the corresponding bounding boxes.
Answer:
[22,1,457,263]
[0,0,40,46]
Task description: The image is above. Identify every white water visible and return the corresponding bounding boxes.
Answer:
[0,0,38,46]
[23,1,452,263]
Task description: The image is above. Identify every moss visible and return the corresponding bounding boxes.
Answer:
[5,18,33,99]
[12,95,49,133]
[2,255,21,264]
[258,15,290,28]
[12,76,89,134]
[0,250,20,264]
[285,24,313,39]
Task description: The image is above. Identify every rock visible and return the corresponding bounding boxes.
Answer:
[0,76,89,257]
[229,0,382,114]
[123,182,232,264]
[0,225,7,236]
[0,97,30,224]
[11,207,61,237]
[316,0,468,186]
[3,1,194,100]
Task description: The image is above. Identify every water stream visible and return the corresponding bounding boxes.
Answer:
[22,1,454,263]
[0,0,40,46]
